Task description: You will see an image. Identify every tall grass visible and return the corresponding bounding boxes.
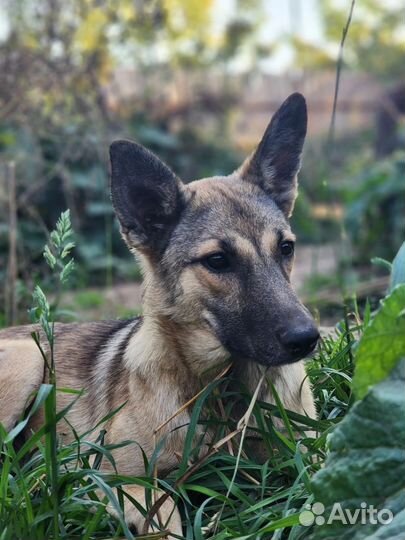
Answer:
[0,327,356,539]
[0,212,357,539]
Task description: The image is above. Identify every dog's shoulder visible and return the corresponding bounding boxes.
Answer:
[0,318,142,376]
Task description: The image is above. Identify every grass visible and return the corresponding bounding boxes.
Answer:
[0,314,357,539]
[0,210,359,539]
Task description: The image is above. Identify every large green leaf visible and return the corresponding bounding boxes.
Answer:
[307,359,405,539]
[353,284,405,399]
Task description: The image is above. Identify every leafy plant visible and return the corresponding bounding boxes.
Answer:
[305,247,405,539]
[353,284,405,398]
[344,152,405,265]
[309,359,405,540]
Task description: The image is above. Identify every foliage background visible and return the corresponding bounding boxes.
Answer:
[0,0,404,324]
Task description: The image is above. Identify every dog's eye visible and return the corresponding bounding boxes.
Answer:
[202,252,231,272]
[280,241,295,257]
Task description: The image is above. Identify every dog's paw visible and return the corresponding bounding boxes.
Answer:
[107,485,182,539]
[126,495,182,538]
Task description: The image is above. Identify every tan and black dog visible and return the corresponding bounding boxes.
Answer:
[0,93,319,535]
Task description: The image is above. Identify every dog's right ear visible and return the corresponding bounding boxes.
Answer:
[239,93,307,218]
[110,140,185,254]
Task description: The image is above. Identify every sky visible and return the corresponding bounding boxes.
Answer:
[263,0,324,71]
[214,0,325,72]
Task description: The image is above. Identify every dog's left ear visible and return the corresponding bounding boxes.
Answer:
[240,93,307,217]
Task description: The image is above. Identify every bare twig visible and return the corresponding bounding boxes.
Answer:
[212,369,268,535]
[324,0,357,308]
[327,0,356,150]
[5,162,18,325]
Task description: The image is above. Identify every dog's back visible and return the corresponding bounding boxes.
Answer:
[0,320,137,436]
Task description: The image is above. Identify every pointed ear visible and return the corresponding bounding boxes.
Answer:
[240,93,307,217]
[110,140,185,254]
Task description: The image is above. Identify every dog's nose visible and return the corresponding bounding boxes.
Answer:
[279,325,320,358]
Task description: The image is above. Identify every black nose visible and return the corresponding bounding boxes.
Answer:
[279,325,320,359]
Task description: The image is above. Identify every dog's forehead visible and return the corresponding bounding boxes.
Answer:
[182,175,288,237]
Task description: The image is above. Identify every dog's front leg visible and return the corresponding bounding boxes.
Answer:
[107,485,182,538]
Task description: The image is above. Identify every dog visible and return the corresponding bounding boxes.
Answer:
[0,93,319,535]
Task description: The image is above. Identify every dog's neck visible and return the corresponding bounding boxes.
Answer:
[123,312,314,423]
[124,312,279,399]
[124,314,229,392]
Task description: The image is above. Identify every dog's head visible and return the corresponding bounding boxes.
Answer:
[110,93,319,369]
